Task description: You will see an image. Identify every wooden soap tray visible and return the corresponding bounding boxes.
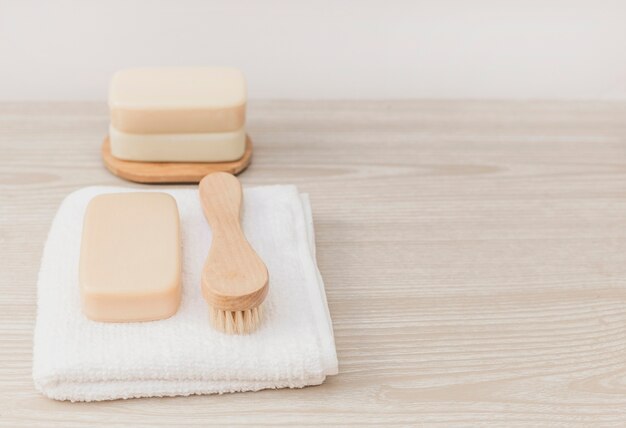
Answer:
[101,135,253,183]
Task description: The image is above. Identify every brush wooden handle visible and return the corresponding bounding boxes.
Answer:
[199,172,268,311]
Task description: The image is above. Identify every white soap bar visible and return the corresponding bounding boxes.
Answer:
[109,125,247,163]
[109,67,246,134]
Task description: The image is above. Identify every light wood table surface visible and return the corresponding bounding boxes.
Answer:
[1,101,626,426]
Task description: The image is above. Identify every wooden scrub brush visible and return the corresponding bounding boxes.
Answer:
[199,172,269,334]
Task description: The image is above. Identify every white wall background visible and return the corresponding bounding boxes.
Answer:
[1,0,626,101]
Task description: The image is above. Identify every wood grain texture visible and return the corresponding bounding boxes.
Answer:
[102,135,253,183]
[199,173,269,334]
[1,100,626,426]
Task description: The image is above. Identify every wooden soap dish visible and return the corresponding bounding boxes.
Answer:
[101,135,253,183]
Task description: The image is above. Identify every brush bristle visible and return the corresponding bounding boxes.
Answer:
[209,305,263,334]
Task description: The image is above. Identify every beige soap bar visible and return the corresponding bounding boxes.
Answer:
[109,67,246,134]
[109,125,246,162]
[79,192,181,322]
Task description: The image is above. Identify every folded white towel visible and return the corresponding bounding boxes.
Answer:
[33,185,338,402]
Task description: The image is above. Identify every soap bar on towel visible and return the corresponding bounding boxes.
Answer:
[109,125,247,162]
[109,67,246,134]
[33,185,338,402]
[79,192,181,322]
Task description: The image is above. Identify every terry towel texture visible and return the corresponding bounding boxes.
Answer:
[33,185,338,402]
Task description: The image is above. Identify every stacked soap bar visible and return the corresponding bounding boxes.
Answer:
[108,67,247,162]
